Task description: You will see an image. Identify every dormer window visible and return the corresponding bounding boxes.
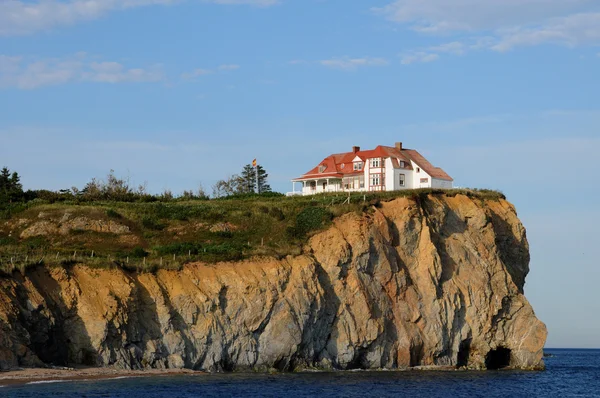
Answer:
[399,160,406,168]
[353,162,363,171]
[370,158,381,168]
[319,164,327,173]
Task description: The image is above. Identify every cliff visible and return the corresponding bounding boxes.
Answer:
[0,194,547,371]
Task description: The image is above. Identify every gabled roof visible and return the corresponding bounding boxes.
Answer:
[294,144,452,181]
[402,149,453,181]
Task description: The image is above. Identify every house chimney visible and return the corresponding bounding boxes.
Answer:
[395,142,403,150]
[352,146,360,153]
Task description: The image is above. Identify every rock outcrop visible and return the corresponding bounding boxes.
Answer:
[19,215,130,239]
[0,195,547,371]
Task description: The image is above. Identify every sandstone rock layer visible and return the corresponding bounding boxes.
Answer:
[0,195,547,371]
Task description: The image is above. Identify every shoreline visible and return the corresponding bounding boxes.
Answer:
[0,367,202,387]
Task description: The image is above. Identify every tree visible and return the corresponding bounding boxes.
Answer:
[238,164,271,194]
[256,164,271,193]
[212,174,244,198]
[239,164,256,193]
[80,170,135,201]
[0,167,24,203]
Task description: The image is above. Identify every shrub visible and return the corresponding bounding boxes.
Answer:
[213,230,233,239]
[0,236,16,246]
[290,207,333,238]
[130,247,149,258]
[106,209,122,219]
[141,216,165,231]
[154,242,202,256]
[23,236,49,250]
[269,207,285,221]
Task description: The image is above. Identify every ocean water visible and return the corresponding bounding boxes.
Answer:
[2,349,599,397]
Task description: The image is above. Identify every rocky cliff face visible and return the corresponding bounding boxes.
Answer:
[0,195,547,371]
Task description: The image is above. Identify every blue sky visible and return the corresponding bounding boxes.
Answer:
[1,0,599,348]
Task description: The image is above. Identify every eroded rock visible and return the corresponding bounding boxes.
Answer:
[0,194,546,371]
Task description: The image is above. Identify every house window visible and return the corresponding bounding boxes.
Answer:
[420,178,429,184]
[319,165,326,173]
[353,162,363,171]
[370,158,381,168]
[343,177,353,190]
[416,167,420,173]
[370,173,382,186]
[399,174,405,187]
[359,175,365,188]
[399,161,406,168]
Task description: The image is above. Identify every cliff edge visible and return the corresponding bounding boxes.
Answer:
[0,194,547,371]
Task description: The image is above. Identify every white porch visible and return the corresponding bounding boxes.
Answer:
[289,178,343,196]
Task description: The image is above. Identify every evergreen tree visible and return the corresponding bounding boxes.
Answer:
[0,167,24,203]
[9,171,23,202]
[0,167,10,189]
[256,165,271,193]
[238,164,271,193]
[239,164,256,193]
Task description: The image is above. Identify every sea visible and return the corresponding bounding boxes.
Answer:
[2,349,599,397]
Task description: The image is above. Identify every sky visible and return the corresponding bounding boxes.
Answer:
[1,0,599,348]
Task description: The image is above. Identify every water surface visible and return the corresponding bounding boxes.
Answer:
[3,349,599,397]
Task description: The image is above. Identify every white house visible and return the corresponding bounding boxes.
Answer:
[290,142,453,195]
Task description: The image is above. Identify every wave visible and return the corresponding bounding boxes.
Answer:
[26,380,68,385]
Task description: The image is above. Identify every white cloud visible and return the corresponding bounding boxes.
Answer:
[378,0,600,57]
[400,52,439,65]
[428,41,467,55]
[492,12,600,51]
[376,0,595,33]
[0,53,163,89]
[180,64,240,80]
[319,57,389,70]
[0,0,278,36]
[209,0,278,5]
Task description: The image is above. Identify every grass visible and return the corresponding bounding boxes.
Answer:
[0,188,505,275]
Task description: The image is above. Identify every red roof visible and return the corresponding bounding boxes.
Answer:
[294,144,452,181]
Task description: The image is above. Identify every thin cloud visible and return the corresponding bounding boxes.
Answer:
[0,0,278,36]
[218,64,240,71]
[0,53,163,89]
[492,12,600,52]
[319,57,389,70]
[210,0,279,6]
[400,52,439,65]
[376,0,595,33]
[428,41,467,55]
[377,0,600,59]
[180,64,240,81]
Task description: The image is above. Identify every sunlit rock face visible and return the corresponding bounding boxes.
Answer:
[0,195,546,371]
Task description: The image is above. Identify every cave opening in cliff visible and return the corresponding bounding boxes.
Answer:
[457,339,471,368]
[485,347,512,370]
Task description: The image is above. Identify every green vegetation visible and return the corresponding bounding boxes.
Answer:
[0,166,505,275]
[212,163,272,197]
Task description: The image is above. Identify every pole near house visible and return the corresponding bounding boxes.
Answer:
[253,158,259,194]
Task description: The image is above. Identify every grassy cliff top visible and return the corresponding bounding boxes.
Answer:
[0,188,504,275]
